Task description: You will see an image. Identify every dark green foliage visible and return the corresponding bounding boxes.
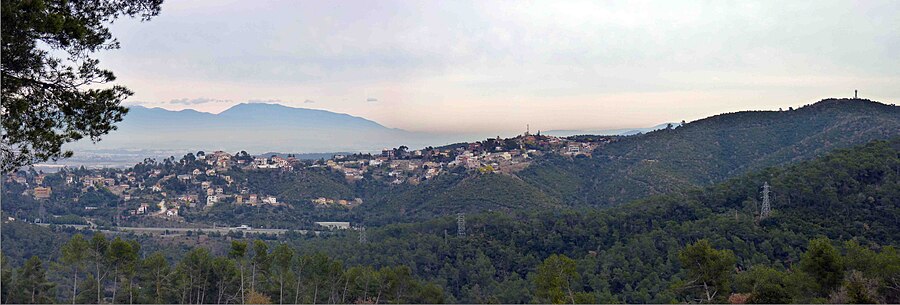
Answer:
[4,139,898,303]
[676,239,736,303]
[533,254,580,304]
[521,99,900,207]
[0,255,11,302]
[138,252,173,304]
[273,138,900,303]
[800,238,845,296]
[11,256,55,303]
[0,233,442,304]
[1,0,163,172]
[365,173,560,224]
[735,266,793,303]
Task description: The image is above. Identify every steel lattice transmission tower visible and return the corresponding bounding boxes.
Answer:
[760,182,772,218]
[358,226,367,244]
[457,212,466,237]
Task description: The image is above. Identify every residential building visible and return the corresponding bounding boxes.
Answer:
[33,187,51,199]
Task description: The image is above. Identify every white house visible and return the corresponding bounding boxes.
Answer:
[315,222,351,230]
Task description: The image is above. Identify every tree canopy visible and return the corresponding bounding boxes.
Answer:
[1,0,162,172]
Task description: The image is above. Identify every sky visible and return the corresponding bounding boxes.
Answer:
[98,0,900,134]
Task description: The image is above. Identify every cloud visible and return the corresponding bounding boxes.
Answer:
[246,99,283,104]
[366,97,378,102]
[122,100,150,106]
[303,99,316,104]
[168,97,232,105]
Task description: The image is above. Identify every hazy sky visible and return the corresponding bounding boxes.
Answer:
[99,0,899,133]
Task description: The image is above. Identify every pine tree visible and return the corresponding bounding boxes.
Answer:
[228,241,248,304]
[139,252,172,304]
[60,234,89,304]
[799,238,844,296]
[14,256,55,303]
[533,254,580,304]
[677,239,736,303]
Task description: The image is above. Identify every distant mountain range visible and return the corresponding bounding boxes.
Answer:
[63,103,675,163]
[66,103,443,155]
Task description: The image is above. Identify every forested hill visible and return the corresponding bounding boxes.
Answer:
[289,138,900,303]
[2,139,898,303]
[520,98,900,207]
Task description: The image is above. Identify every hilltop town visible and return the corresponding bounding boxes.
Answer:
[4,132,618,228]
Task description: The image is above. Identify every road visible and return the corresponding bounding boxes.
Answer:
[38,223,302,235]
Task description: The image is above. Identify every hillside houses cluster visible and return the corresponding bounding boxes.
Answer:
[4,133,615,224]
[4,150,288,223]
[301,132,615,184]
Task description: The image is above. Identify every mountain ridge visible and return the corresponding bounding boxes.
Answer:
[519,98,900,207]
[67,103,437,154]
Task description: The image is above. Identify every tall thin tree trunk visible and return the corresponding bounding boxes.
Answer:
[313,284,318,305]
[294,276,302,304]
[155,266,163,304]
[364,275,370,303]
[341,276,349,304]
[96,263,102,303]
[239,263,245,304]
[72,269,78,304]
[129,277,134,304]
[112,266,119,303]
[250,266,256,293]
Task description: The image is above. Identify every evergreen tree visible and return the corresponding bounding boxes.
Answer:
[139,252,172,304]
[799,238,844,296]
[533,254,580,304]
[13,256,55,303]
[271,243,295,304]
[106,237,138,303]
[60,233,89,304]
[228,240,248,304]
[735,266,791,303]
[1,254,13,303]
[677,239,735,303]
[88,233,109,303]
[0,0,163,172]
[250,240,270,294]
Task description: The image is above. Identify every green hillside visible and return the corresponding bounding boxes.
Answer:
[355,171,561,225]
[520,98,900,207]
[285,138,900,302]
[3,138,898,303]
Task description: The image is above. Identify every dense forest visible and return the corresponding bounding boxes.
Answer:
[3,138,899,303]
[270,138,900,303]
[0,234,443,304]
